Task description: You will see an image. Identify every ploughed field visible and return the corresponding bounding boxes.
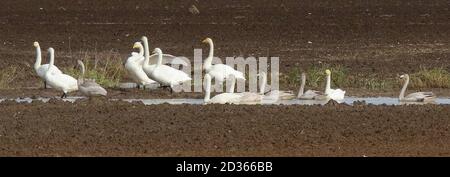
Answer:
[0,0,449,156]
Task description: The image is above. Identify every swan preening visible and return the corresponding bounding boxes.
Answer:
[324,69,346,101]
[399,74,436,102]
[34,42,62,88]
[77,60,107,97]
[44,48,78,98]
[202,38,245,84]
[297,72,328,100]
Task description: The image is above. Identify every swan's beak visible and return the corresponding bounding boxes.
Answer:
[132,43,139,49]
[33,42,39,47]
[325,69,331,75]
[400,75,405,79]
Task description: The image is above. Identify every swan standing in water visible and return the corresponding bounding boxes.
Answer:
[258,71,295,100]
[204,74,262,104]
[202,38,245,84]
[399,74,436,102]
[125,42,156,89]
[44,48,78,98]
[77,60,107,97]
[33,42,62,88]
[147,48,192,93]
[297,72,328,100]
[325,69,346,101]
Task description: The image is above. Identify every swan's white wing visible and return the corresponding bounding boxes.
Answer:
[208,64,245,82]
[80,84,107,96]
[209,93,243,104]
[151,65,192,86]
[125,56,156,85]
[36,64,62,78]
[405,92,436,102]
[46,73,78,92]
[299,90,328,100]
[327,88,346,100]
[265,90,295,100]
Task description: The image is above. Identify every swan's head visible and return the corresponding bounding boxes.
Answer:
[133,42,143,49]
[202,38,212,44]
[141,36,148,42]
[33,41,40,47]
[325,69,331,75]
[47,47,54,53]
[152,48,162,54]
[301,72,306,79]
[400,74,409,79]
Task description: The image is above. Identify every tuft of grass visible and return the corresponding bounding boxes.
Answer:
[409,67,450,88]
[0,66,25,89]
[281,64,348,90]
[63,51,125,88]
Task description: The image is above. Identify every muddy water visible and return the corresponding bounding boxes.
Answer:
[2,97,450,105]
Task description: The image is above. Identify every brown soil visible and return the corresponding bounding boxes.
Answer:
[0,0,449,156]
[0,99,449,156]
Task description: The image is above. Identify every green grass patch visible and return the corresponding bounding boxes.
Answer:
[63,51,125,88]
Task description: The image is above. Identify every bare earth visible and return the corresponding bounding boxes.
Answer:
[0,0,449,156]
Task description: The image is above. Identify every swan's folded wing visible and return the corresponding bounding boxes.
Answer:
[148,54,189,66]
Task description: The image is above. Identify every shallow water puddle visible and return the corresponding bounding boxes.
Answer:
[1,97,450,105]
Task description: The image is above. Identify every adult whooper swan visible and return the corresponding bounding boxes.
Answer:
[44,48,78,98]
[297,72,328,100]
[33,41,62,88]
[140,36,188,72]
[147,48,192,93]
[399,74,436,102]
[77,60,107,97]
[225,74,264,103]
[204,74,262,104]
[125,42,156,89]
[258,71,295,100]
[325,69,346,101]
[202,37,245,84]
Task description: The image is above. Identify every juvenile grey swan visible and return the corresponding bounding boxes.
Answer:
[399,74,435,102]
[297,72,328,100]
[77,60,107,97]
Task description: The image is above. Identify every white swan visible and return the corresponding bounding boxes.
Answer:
[33,41,62,88]
[204,74,262,104]
[44,48,78,98]
[77,60,107,97]
[325,69,346,100]
[399,74,436,102]
[297,72,328,100]
[124,42,156,88]
[147,48,192,92]
[140,36,188,73]
[202,38,245,83]
[258,71,295,100]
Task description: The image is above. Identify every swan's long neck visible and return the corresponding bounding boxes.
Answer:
[47,49,54,73]
[204,76,211,102]
[34,45,42,71]
[399,75,409,99]
[259,72,267,94]
[203,41,214,70]
[156,51,163,66]
[325,74,331,92]
[143,38,150,67]
[78,62,86,85]
[138,45,144,56]
[298,74,306,98]
[228,75,236,93]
